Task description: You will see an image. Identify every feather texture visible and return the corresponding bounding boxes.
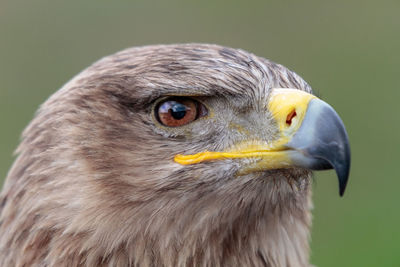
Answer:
[0,44,314,267]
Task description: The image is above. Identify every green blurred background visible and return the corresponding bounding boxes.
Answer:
[0,1,399,266]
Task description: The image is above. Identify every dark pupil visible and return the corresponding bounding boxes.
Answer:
[170,103,187,120]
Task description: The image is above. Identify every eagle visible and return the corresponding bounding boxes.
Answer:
[0,44,350,267]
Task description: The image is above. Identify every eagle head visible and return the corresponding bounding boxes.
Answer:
[0,44,350,267]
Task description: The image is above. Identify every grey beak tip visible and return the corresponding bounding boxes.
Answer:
[337,150,351,197]
[287,98,351,197]
[339,176,348,197]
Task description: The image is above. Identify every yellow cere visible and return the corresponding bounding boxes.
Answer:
[174,88,317,167]
[268,88,316,136]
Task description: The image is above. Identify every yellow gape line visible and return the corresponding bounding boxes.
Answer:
[175,151,283,165]
[174,88,316,169]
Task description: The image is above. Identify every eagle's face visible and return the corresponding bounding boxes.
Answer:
[0,44,350,266]
[74,44,348,202]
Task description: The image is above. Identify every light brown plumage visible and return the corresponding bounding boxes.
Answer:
[0,44,323,266]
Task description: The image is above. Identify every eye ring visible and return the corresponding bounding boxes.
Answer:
[155,97,208,127]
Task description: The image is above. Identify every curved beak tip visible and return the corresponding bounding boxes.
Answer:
[336,150,351,197]
[286,98,351,197]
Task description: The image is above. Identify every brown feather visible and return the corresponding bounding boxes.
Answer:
[0,44,313,267]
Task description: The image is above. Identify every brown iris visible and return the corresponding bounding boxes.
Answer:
[156,97,208,127]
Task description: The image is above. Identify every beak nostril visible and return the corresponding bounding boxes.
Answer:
[286,109,297,126]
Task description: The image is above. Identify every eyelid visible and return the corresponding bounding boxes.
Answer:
[153,95,209,112]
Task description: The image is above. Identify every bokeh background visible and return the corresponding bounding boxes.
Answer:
[1,1,399,266]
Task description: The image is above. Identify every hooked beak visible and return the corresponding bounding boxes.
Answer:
[174,89,351,196]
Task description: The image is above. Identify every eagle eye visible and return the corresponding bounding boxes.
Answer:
[155,97,208,127]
